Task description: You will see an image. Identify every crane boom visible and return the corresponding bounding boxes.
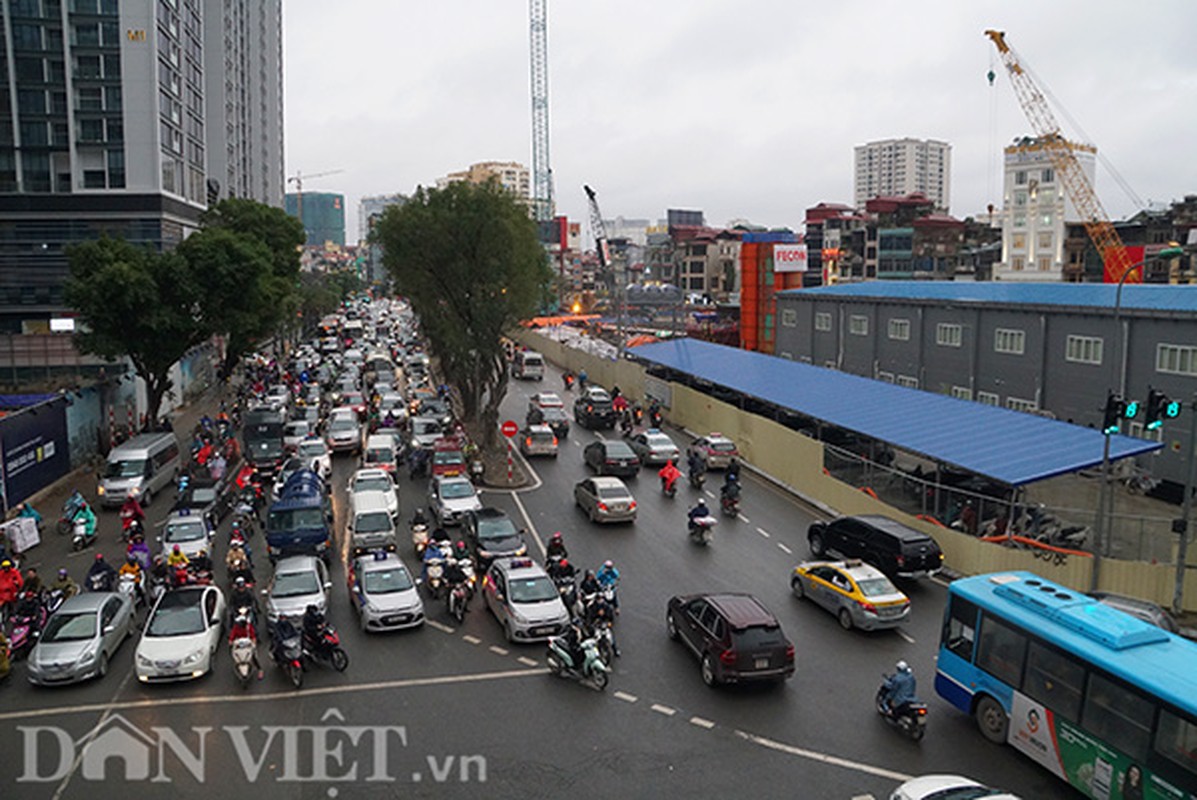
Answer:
[985,30,1133,283]
[583,185,609,271]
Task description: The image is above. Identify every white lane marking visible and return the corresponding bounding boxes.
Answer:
[777,543,792,555]
[613,691,638,703]
[488,645,509,656]
[896,629,916,644]
[517,656,538,667]
[733,729,913,782]
[930,575,952,589]
[704,489,716,499]
[689,716,715,729]
[851,795,877,800]
[757,528,771,538]
[573,440,581,447]
[650,703,677,716]
[737,513,750,524]
[506,438,543,491]
[426,620,455,634]
[511,490,545,558]
[51,659,136,800]
[0,668,549,723]
[462,634,482,645]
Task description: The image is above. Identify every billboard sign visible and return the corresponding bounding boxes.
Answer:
[1,401,70,510]
[774,243,808,273]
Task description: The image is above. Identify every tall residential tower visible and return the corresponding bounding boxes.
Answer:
[854,138,951,212]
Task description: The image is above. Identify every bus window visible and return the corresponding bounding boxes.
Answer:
[976,614,1027,688]
[1155,709,1197,780]
[1082,673,1154,762]
[943,596,978,661]
[1023,641,1084,722]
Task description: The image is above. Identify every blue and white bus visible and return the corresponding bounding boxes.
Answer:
[936,571,1197,799]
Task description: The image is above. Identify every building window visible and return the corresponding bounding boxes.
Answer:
[1012,256,1025,271]
[849,315,869,336]
[1042,168,1054,183]
[780,309,797,328]
[1007,397,1038,412]
[995,328,1025,355]
[1012,233,1026,250]
[1157,344,1197,376]
[1066,335,1103,365]
[896,375,919,388]
[814,312,832,332]
[1014,192,1027,208]
[950,386,973,400]
[877,371,895,384]
[888,318,910,341]
[977,391,1000,406]
[936,323,962,347]
[1015,170,1027,185]
[1041,212,1054,226]
[1038,232,1053,250]
[1038,257,1052,271]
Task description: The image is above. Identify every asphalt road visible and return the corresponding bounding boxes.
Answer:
[0,371,1077,800]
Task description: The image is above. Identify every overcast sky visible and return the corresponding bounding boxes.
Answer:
[282,1,1197,243]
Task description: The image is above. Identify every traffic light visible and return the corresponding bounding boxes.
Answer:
[1144,389,1168,430]
[1102,392,1124,434]
[1123,399,1140,420]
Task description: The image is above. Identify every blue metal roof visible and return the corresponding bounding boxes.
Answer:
[630,338,1162,486]
[779,281,1197,314]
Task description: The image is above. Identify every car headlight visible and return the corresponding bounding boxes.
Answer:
[515,544,527,556]
[509,608,527,624]
[96,486,106,496]
[77,643,99,664]
[137,653,153,668]
[182,649,206,666]
[364,602,380,614]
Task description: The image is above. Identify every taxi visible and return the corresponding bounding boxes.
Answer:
[347,551,425,633]
[789,559,910,631]
[687,433,739,470]
[481,557,569,643]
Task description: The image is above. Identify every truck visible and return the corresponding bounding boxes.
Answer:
[243,407,286,478]
[265,468,333,564]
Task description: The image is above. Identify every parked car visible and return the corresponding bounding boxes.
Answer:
[135,586,225,683]
[519,425,559,458]
[627,429,680,465]
[666,592,794,687]
[574,476,637,524]
[27,592,135,685]
[687,433,739,470]
[790,560,911,631]
[463,507,528,572]
[347,551,424,633]
[807,515,943,580]
[264,555,331,623]
[583,439,640,477]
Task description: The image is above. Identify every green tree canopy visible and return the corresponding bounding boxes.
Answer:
[373,180,551,447]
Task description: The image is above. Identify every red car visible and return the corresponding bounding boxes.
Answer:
[431,435,466,478]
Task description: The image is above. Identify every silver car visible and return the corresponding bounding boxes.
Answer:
[519,424,559,458]
[482,557,569,643]
[27,593,135,685]
[574,476,637,524]
[265,555,331,622]
[160,511,214,560]
[325,408,362,454]
[627,429,680,465]
[348,552,425,632]
[429,475,482,527]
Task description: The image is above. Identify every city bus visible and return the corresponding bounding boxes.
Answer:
[936,571,1197,799]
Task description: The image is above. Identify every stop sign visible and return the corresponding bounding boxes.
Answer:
[500,420,518,438]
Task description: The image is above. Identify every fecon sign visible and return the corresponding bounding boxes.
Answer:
[773,243,808,273]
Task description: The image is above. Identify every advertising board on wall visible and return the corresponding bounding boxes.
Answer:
[774,243,808,273]
[1,400,70,511]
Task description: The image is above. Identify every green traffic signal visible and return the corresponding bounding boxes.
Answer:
[1165,399,1181,419]
[1124,400,1140,419]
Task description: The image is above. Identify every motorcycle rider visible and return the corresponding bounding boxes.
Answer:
[442,557,470,611]
[726,457,741,483]
[547,556,576,586]
[22,566,43,596]
[268,613,301,664]
[17,501,43,531]
[720,473,742,511]
[119,492,146,536]
[72,498,98,544]
[688,499,712,536]
[0,560,23,620]
[578,569,601,615]
[51,567,79,599]
[658,458,681,494]
[118,555,145,604]
[190,547,213,578]
[881,660,918,713]
[229,576,258,623]
[302,604,328,651]
[687,450,706,485]
[167,543,189,568]
[126,532,152,572]
[560,618,587,670]
[228,609,263,679]
[587,600,620,658]
[86,553,117,592]
[546,531,568,561]
[595,560,620,612]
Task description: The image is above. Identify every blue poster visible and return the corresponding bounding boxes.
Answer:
[1,400,70,509]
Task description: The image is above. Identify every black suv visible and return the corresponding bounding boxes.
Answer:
[666,593,795,687]
[574,387,617,430]
[462,508,528,572]
[807,515,943,579]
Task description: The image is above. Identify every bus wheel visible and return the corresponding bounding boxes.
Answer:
[974,695,1008,744]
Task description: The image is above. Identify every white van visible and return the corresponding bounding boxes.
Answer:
[348,491,398,555]
[512,350,545,381]
[97,432,182,508]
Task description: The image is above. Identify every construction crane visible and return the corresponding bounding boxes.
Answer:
[286,169,345,237]
[985,30,1133,283]
[529,0,553,222]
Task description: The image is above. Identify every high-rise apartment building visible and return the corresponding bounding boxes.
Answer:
[436,161,530,203]
[285,192,344,246]
[994,135,1095,282]
[0,0,284,332]
[854,138,951,212]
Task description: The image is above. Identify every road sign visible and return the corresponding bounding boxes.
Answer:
[500,420,518,438]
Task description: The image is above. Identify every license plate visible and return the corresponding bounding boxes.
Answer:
[383,614,410,625]
[533,626,555,636]
[754,657,769,669]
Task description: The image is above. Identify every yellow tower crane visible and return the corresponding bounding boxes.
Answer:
[985,30,1133,283]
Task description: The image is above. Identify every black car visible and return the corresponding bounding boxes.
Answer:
[807,515,943,579]
[462,508,528,572]
[666,593,795,687]
[574,388,617,430]
[172,477,232,531]
[583,440,640,477]
[539,406,571,439]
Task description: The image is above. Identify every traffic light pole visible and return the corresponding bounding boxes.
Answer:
[1174,393,1197,615]
[1092,432,1112,591]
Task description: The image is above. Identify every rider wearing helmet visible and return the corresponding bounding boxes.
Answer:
[167,544,189,568]
[86,553,117,592]
[50,567,79,599]
[881,660,918,712]
[595,560,620,611]
[546,531,568,561]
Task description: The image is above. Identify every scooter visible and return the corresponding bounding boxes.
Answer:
[446,578,470,623]
[546,633,610,691]
[8,596,45,660]
[231,625,258,689]
[469,459,485,485]
[587,618,619,663]
[688,469,706,490]
[117,572,143,610]
[876,676,928,741]
[302,623,349,673]
[688,515,717,546]
[720,493,740,517]
[661,475,678,499]
[411,521,429,554]
[270,628,304,689]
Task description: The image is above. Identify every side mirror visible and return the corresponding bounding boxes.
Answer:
[260,589,269,596]
[103,624,116,634]
[323,582,332,590]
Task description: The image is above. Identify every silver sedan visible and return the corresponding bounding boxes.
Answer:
[27,592,135,685]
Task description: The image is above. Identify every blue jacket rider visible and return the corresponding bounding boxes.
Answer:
[882,660,918,711]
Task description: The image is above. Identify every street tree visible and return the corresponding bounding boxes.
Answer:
[374,180,551,448]
[64,237,208,424]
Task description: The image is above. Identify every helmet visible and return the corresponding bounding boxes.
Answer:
[585,569,596,579]
[95,553,104,562]
[126,554,136,564]
[235,577,246,587]
[603,560,613,568]
[306,604,318,615]
[896,660,910,673]
[58,568,68,578]
[551,531,562,541]
[559,559,569,569]
[172,544,182,553]
[0,559,10,568]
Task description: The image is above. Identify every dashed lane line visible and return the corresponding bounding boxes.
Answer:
[462,634,482,645]
[777,543,792,555]
[651,703,677,716]
[489,645,510,656]
[704,489,716,499]
[689,716,715,729]
[517,656,538,667]
[613,691,638,703]
[511,490,545,558]
[756,527,771,538]
[733,729,912,783]
[426,620,455,634]
[896,629,916,644]
[737,513,750,524]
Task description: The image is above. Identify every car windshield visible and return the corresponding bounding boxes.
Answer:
[542,408,567,421]
[285,424,308,436]
[597,486,630,500]
[191,488,217,505]
[439,481,474,499]
[105,458,146,479]
[412,419,440,436]
[272,570,321,598]
[433,451,463,464]
[164,520,206,542]
[509,576,558,603]
[366,447,394,463]
[353,476,391,493]
[605,443,635,458]
[478,517,518,541]
[363,568,413,594]
[41,612,97,642]
[268,508,326,531]
[329,418,357,433]
[857,577,899,597]
[298,442,327,458]
[146,598,205,637]
[647,435,672,447]
[356,512,392,534]
[710,441,736,452]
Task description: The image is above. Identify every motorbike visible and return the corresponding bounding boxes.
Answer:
[56,491,86,536]
[446,577,471,623]
[469,459,485,485]
[270,628,304,689]
[8,596,45,660]
[117,572,143,610]
[688,469,706,490]
[720,493,740,517]
[876,675,928,741]
[120,511,144,542]
[302,623,349,673]
[43,588,66,616]
[546,633,610,691]
[661,475,678,499]
[411,521,429,554]
[86,570,115,593]
[688,514,717,546]
[587,618,618,663]
[231,617,258,689]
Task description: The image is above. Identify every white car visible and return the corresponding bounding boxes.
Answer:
[296,437,332,483]
[283,420,312,450]
[264,384,290,411]
[325,407,362,454]
[889,775,1022,800]
[135,586,225,683]
[429,475,482,527]
[348,468,399,519]
[265,555,331,623]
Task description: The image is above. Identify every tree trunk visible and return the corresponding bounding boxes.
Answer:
[144,373,172,429]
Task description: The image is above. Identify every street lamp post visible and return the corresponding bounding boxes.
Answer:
[1091,245,1185,591]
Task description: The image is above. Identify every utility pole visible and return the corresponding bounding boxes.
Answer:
[1174,393,1197,615]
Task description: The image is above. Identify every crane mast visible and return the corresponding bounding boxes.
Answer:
[583,184,609,271]
[985,30,1133,283]
[529,0,553,222]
